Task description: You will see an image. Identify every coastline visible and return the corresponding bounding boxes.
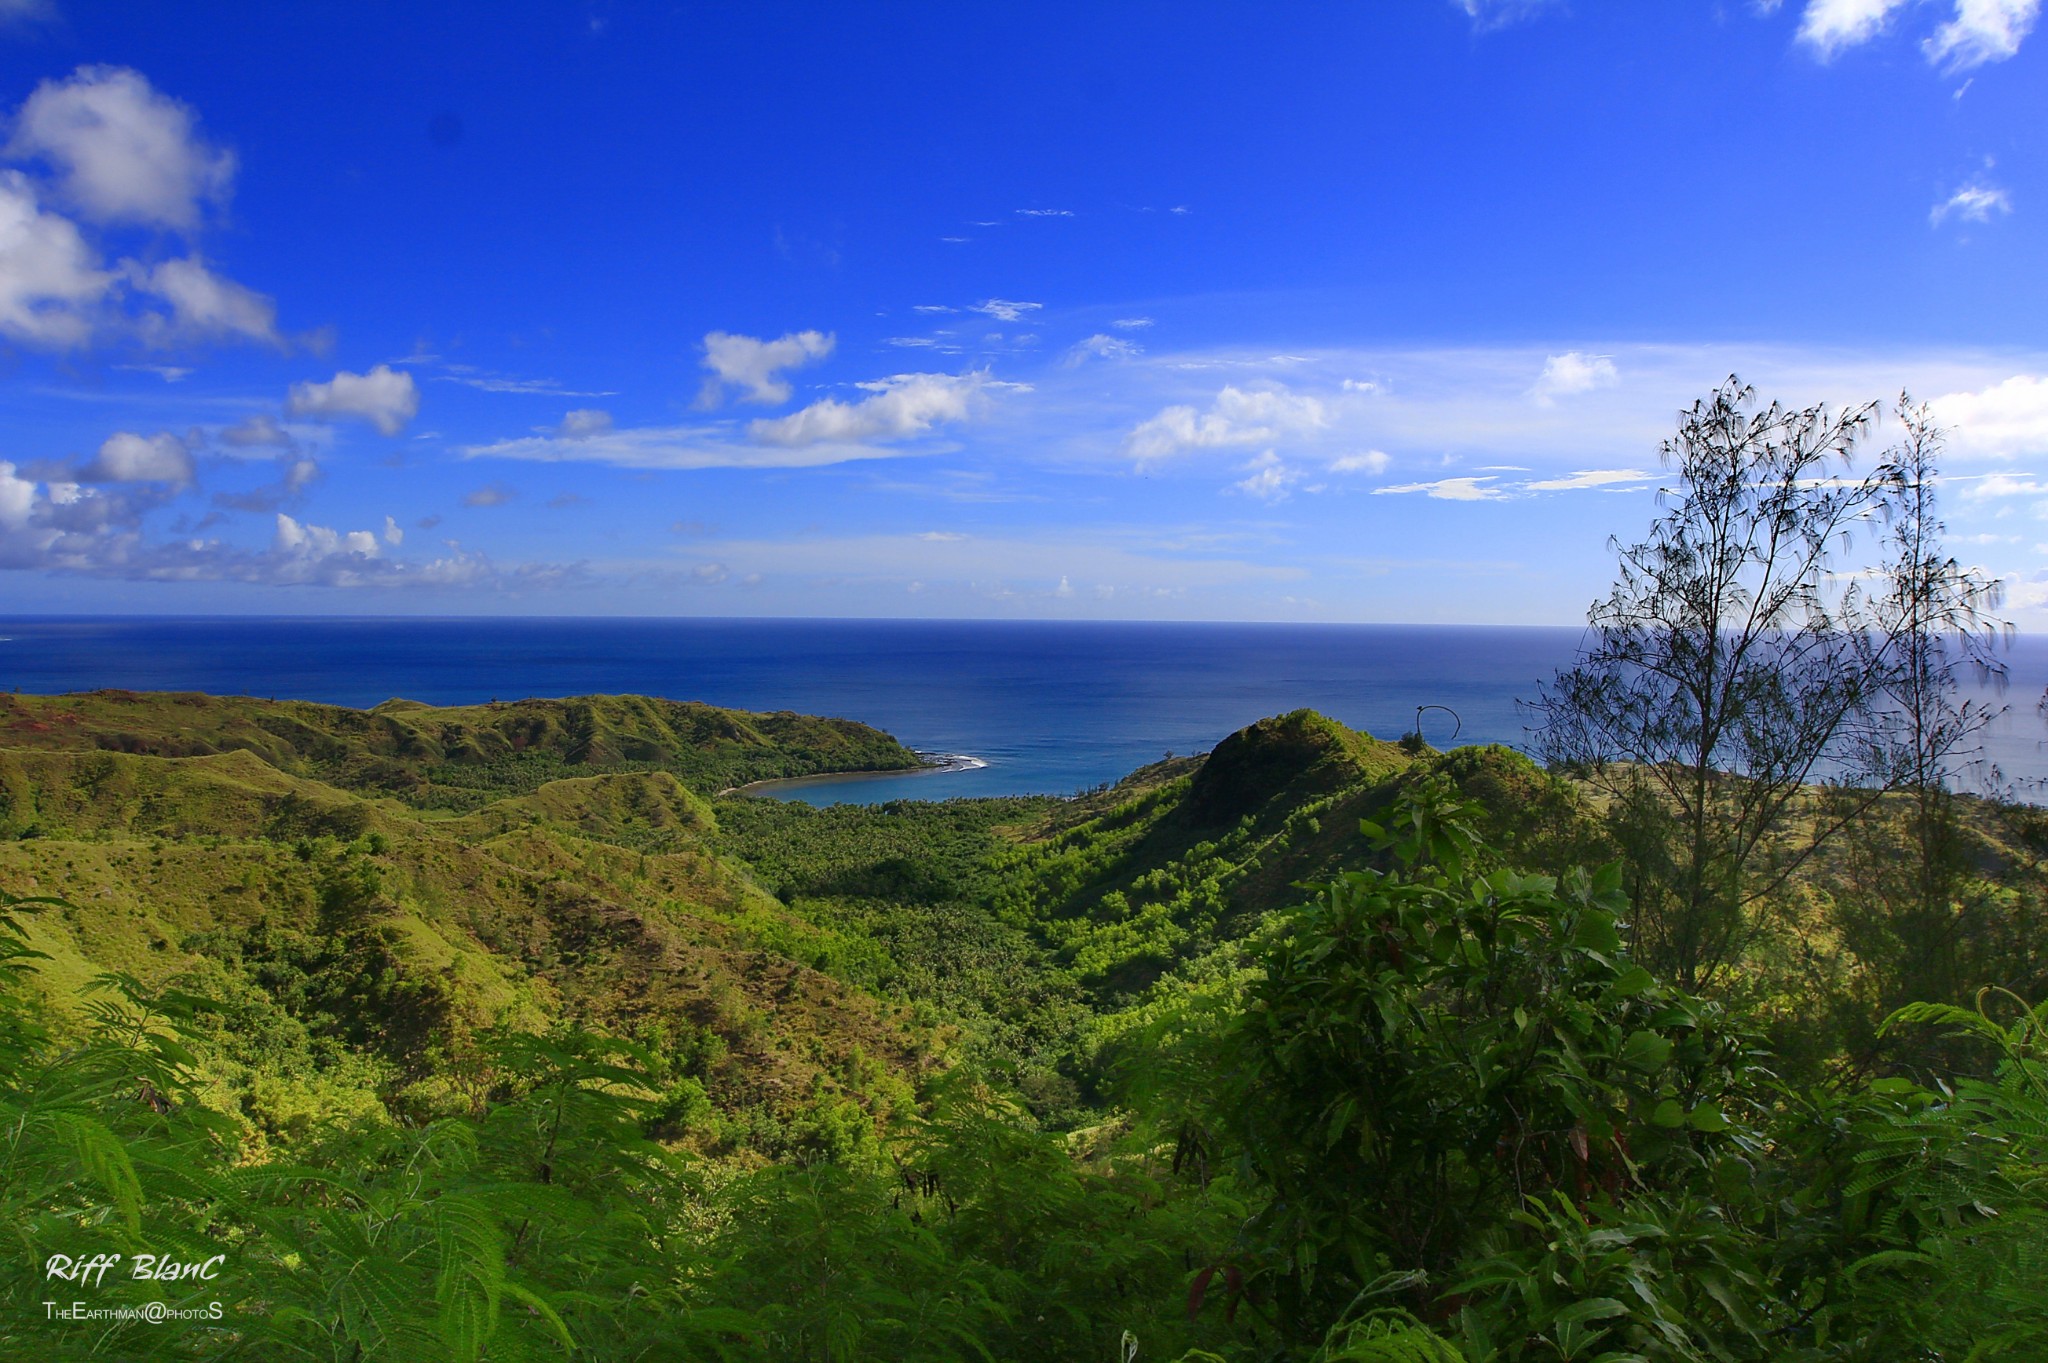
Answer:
[719,752,988,798]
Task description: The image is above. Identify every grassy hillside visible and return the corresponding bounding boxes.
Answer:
[0,691,944,1160]
[0,693,1618,1143]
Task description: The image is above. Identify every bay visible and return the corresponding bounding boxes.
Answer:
[1,616,2041,805]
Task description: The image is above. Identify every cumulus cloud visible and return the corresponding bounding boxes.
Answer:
[1125,384,1328,465]
[0,171,114,347]
[0,70,278,354]
[285,365,421,436]
[1929,374,2048,459]
[463,483,515,508]
[127,255,279,344]
[82,431,193,485]
[0,460,37,530]
[6,66,234,229]
[1529,352,1619,405]
[748,372,1001,447]
[1373,475,1509,502]
[1931,183,2012,225]
[1329,450,1391,475]
[699,329,833,405]
[970,299,1042,323]
[558,408,612,439]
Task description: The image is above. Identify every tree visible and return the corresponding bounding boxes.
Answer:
[1827,397,2009,1058]
[1531,378,1904,990]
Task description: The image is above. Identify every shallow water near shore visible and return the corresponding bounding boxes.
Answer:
[2,616,2042,805]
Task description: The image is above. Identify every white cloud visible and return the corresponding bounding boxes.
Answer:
[0,461,36,530]
[1125,384,1329,465]
[211,454,321,513]
[1373,475,1509,501]
[1797,0,1911,57]
[1960,472,2047,499]
[1530,351,1619,405]
[274,513,378,561]
[1929,374,2048,459]
[1014,208,1073,218]
[1112,317,1154,330]
[1926,0,2040,68]
[558,408,612,439]
[82,431,192,485]
[382,515,403,546]
[463,484,514,508]
[1329,450,1391,475]
[970,299,1042,323]
[912,304,957,314]
[1233,451,1304,502]
[1065,333,1143,365]
[748,372,1002,447]
[0,170,113,347]
[7,66,234,229]
[219,414,294,449]
[285,365,421,436]
[128,255,279,344]
[1453,0,1568,30]
[466,411,984,471]
[1523,467,1655,491]
[1931,183,2012,225]
[699,329,833,405]
[434,371,616,397]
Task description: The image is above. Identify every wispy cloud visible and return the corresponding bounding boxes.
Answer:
[1794,0,2039,69]
[970,299,1042,323]
[1452,0,1569,31]
[1925,0,2040,69]
[1931,182,2012,225]
[1374,475,1509,501]
[1065,333,1143,366]
[1232,451,1305,502]
[1523,467,1654,491]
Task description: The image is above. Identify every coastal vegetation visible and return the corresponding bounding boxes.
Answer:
[3,386,2044,1360]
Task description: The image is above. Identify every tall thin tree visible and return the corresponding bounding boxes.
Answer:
[1532,377,1901,990]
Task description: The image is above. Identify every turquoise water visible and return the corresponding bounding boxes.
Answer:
[1,617,2041,805]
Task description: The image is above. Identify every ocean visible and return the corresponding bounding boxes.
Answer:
[2,617,2042,805]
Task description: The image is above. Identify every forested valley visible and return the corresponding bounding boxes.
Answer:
[3,386,2045,1361]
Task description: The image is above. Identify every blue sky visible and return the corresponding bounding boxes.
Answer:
[0,0,2044,624]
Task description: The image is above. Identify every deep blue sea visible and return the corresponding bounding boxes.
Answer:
[1,617,2043,805]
